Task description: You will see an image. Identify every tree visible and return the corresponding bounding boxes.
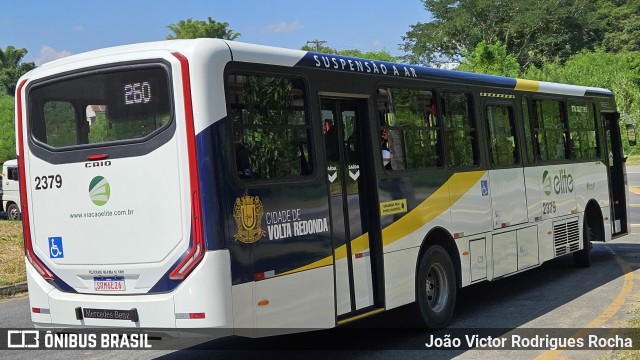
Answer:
[166,17,240,40]
[402,0,599,68]
[0,96,16,163]
[457,41,520,77]
[0,46,35,95]
[524,50,640,152]
[594,0,640,52]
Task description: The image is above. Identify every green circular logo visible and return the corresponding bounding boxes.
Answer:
[542,170,552,196]
[89,176,111,206]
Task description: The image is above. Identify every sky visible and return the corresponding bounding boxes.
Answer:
[1,0,430,66]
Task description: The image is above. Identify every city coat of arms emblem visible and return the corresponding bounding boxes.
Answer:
[233,195,266,243]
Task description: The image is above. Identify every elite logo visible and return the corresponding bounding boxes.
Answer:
[542,169,574,196]
[89,176,111,206]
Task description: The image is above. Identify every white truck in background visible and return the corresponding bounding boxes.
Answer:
[2,159,21,220]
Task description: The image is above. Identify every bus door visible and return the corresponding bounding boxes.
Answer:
[483,99,528,229]
[483,99,533,277]
[321,97,379,318]
[603,112,628,236]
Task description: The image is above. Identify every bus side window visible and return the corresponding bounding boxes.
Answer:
[533,99,568,161]
[486,104,518,166]
[235,143,252,179]
[521,97,535,163]
[226,73,313,181]
[442,92,477,167]
[377,87,442,171]
[568,101,599,159]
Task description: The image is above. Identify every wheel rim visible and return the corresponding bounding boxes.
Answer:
[8,206,18,220]
[425,263,448,313]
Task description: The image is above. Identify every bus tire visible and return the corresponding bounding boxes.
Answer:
[416,245,456,329]
[573,218,592,268]
[7,203,21,221]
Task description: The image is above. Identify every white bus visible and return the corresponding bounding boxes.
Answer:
[2,158,21,220]
[16,39,633,336]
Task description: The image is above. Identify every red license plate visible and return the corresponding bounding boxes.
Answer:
[94,277,125,291]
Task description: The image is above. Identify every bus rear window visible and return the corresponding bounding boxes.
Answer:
[29,66,172,149]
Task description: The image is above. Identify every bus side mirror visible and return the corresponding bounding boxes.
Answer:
[626,124,637,147]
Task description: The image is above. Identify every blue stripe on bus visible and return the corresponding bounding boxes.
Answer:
[147,128,227,293]
[148,232,196,293]
[295,52,517,89]
[51,276,77,293]
[196,126,225,252]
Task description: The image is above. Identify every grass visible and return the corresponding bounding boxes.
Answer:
[0,220,25,286]
[626,154,640,166]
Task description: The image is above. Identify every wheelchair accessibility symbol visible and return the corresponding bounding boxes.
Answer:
[481,180,489,196]
[48,237,64,258]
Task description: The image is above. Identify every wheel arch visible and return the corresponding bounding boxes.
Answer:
[584,199,605,242]
[416,226,461,289]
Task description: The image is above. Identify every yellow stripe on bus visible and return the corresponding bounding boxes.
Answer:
[514,79,540,92]
[278,171,486,277]
[381,171,484,246]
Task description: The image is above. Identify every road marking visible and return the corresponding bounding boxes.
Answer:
[535,251,634,360]
[630,204,640,207]
[629,187,640,195]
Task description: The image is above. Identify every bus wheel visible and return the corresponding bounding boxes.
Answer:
[573,219,592,268]
[416,245,456,329]
[7,203,21,221]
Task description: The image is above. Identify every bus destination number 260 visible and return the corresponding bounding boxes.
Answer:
[34,174,62,190]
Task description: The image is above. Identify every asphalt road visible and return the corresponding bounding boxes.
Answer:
[4,168,640,359]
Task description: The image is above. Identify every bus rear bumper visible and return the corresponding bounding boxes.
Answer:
[26,250,233,338]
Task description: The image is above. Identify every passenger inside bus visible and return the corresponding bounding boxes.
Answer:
[381,129,392,170]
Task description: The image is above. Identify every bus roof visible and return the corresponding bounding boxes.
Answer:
[2,159,17,167]
[24,38,613,98]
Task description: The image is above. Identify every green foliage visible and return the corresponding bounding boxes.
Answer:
[524,50,640,119]
[166,17,240,40]
[595,0,640,52]
[0,46,35,95]
[458,41,520,77]
[402,0,598,68]
[0,96,16,163]
[42,101,76,147]
[524,50,640,153]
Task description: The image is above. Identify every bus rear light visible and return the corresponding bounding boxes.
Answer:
[168,52,205,281]
[169,192,205,280]
[175,312,205,319]
[31,307,50,314]
[16,79,56,281]
[87,153,109,160]
[26,252,55,280]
